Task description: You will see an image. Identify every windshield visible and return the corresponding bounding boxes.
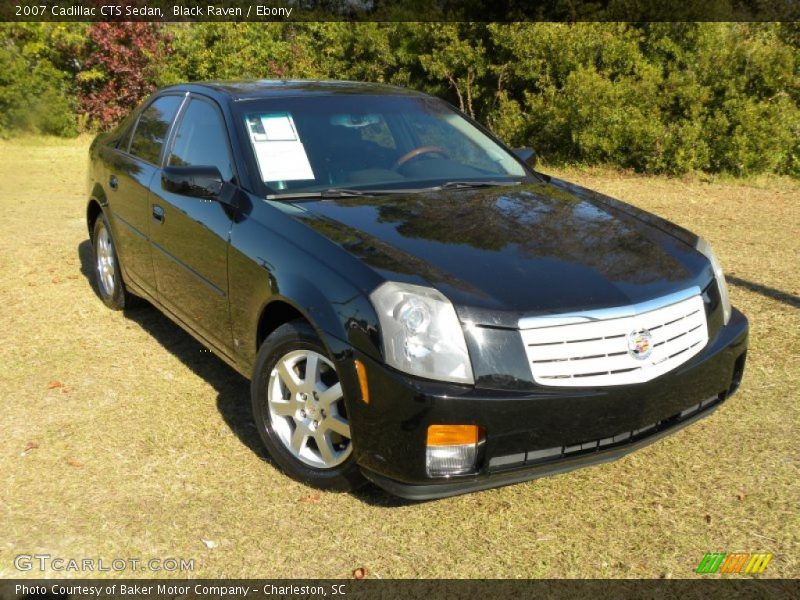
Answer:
[234,94,527,196]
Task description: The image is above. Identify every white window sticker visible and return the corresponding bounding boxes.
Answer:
[246,113,315,182]
[261,113,297,141]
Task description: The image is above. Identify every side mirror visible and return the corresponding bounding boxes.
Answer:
[162,165,224,199]
[513,147,537,168]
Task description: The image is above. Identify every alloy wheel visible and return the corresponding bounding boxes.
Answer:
[95,225,116,297]
[266,349,352,469]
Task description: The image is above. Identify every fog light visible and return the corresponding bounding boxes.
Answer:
[426,425,482,477]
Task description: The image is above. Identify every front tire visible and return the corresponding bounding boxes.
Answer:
[92,213,136,310]
[251,320,365,492]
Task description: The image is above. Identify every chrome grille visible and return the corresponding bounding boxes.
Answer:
[520,289,709,387]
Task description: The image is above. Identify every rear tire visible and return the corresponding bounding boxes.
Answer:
[251,320,365,492]
[92,213,136,310]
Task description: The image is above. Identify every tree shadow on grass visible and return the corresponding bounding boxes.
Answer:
[78,239,264,454]
[77,239,409,506]
[728,275,800,310]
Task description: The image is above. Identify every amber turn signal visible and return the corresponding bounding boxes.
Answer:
[426,424,483,447]
[354,359,369,404]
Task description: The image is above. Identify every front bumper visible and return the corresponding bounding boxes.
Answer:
[363,400,721,500]
[343,308,748,500]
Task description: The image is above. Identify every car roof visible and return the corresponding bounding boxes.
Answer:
[159,79,427,102]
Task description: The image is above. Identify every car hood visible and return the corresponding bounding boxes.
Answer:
[288,180,712,327]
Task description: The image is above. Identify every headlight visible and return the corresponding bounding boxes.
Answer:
[370,281,474,384]
[696,237,732,325]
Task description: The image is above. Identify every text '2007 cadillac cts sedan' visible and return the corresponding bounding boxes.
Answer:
[86,80,748,500]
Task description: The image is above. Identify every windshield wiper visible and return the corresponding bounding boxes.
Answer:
[267,187,431,200]
[266,180,521,200]
[433,180,522,190]
[266,188,390,200]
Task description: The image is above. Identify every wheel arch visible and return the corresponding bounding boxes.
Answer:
[253,290,351,363]
[250,274,379,366]
[86,183,108,239]
[256,298,309,349]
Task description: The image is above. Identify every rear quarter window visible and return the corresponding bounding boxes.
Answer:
[115,113,138,151]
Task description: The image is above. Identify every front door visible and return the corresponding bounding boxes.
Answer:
[148,96,237,353]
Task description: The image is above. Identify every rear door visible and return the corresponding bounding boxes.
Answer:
[107,94,184,297]
[148,95,237,352]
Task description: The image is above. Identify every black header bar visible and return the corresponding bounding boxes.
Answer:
[3,0,799,22]
[1,579,798,600]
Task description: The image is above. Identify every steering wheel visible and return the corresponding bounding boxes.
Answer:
[393,146,450,170]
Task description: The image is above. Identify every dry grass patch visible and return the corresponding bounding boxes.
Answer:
[0,138,797,579]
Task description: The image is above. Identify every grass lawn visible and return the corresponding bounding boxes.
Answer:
[0,136,797,579]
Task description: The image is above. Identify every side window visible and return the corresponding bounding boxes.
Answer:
[113,110,138,151]
[167,98,234,182]
[117,124,134,152]
[128,95,183,164]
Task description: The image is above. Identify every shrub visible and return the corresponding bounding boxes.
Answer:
[0,22,797,177]
[77,23,171,129]
[0,25,78,136]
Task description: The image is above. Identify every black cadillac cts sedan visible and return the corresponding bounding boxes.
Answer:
[86,80,748,499]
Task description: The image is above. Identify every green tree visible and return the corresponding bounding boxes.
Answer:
[0,23,84,136]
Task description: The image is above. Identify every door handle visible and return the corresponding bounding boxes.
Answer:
[152,204,165,223]
[109,175,118,190]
